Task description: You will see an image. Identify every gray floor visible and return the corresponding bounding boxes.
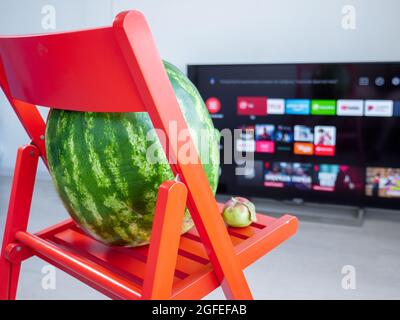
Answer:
[1,175,399,300]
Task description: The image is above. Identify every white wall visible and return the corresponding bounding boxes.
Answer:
[0,0,113,178]
[1,0,400,178]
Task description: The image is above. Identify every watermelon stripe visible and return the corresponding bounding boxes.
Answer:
[70,117,103,225]
[47,111,93,233]
[83,113,112,189]
[81,114,127,242]
[59,114,111,242]
[51,112,82,212]
[93,113,140,242]
[97,113,152,242]
[75,113,119,242]
[103,114,129,198]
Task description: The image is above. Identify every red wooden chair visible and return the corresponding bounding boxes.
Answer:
[0,10,298,300]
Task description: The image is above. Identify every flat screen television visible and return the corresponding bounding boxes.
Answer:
[188,62,400,209]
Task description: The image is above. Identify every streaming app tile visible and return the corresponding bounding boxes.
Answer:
[394,101,400,117]
[236,126,255,152]
[312,164,339,192]
[294,125,314,142]
[205,97,221,114]
[237,97,267,116]
[264,162,312,190]
[335,165,364,193]
[256,141,275,153]
[311,100,336,116]
[314,145,335,156]
[236,160,264,186]
[365,167,400,198]
[255,124,275,141]
[294,142,314,155]
[364,100,393,117]
[275,125,293,143]
[267,98,285,114]
[314,126,336,146]
[313,164,364,193]
[291,162,313,190]
[336,99,364,116]
[275,125,293,152]
[255,124,275,153]
[314,126,336,156]
[264,161,290,188]
[285,99,310,115]
[236,139,255,152]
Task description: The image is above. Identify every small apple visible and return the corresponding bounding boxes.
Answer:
[222,197,257,228]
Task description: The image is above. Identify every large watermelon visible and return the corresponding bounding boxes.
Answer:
[45,61,220,247]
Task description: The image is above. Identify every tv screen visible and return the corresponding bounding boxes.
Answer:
[188,62,400,209]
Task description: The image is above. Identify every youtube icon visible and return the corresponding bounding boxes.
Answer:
[337,100,363,116]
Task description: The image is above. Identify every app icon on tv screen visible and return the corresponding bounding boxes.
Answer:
[291,163,313,190]
[312,164,339,191]
[366,167,400,198]
[311,100,336,116]
[337,99,364,116]
[294,142,314,155]
[255,124,275,153]
[237,96,267,116]
[285,99,310,115]
[255,124,275,140]
[314,126,336,156]
[313,164,364,193]
[364,100,393,117]
[294,125,314,142]
[236,125,255,152]
[276,125,293,143]
[264,162,312,190]
[264,162,292,188]
[267,98,285,114]
[205,97,221,114]
[236,160,264,186]
[275,125,293,152]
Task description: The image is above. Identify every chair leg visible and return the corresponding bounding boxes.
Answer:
[0,260,11,299]
[0,262,21,300]
[0,144,39,300]
[142,181,188,299]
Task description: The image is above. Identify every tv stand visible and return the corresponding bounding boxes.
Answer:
[216,195,365,226]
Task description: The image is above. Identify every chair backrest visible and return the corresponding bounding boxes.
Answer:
[0,9,206,175]
[0,17,144,112]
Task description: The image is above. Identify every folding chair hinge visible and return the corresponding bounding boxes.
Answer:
[4,242,31,263]
[29,139,46,159]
